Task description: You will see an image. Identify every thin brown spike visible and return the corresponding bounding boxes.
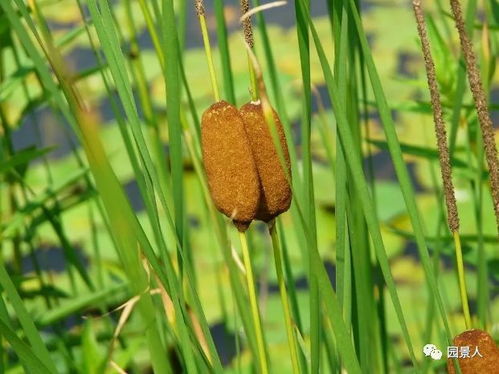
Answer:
[412,0,459,232]
[195,0,205,17]
[240,0,254,48]
[449,0,499,231]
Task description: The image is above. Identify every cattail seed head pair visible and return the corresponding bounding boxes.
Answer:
[447,329,499,374]
[201,101,291,231]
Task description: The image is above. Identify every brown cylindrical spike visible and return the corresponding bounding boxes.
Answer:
[449,0,499,231]
[194,0,205,17]
[201,101,260,230]
[240,0,254,49]
[447,329,499,374]
[240,102,292,222]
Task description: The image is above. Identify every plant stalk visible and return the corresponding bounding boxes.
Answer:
[453,231,472,329]
[269,222,300,374]
[239,231,269,374]
[196,0,220,101]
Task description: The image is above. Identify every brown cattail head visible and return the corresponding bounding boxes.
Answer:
[447,329,499,374]
[240,102,292,222]
[201,101,260,230]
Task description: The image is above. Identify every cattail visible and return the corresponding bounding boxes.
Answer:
[201,101,260,231]
[447,329,499,373]
[239,102,292,222]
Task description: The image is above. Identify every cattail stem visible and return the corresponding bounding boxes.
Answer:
[239,231,269,374]
[449,0,499,232]
[453,231,472,329]
[268,222,300,374]
[196,0,220,101]
[248,54,259,101]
